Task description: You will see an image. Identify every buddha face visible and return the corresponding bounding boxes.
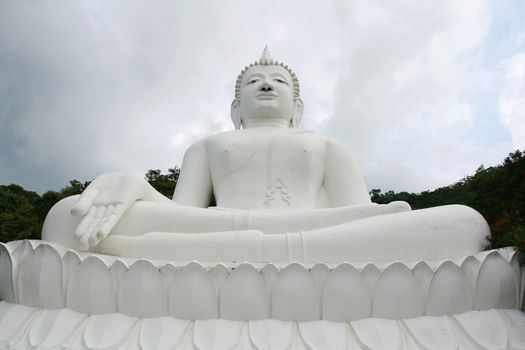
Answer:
[232,65,303,129]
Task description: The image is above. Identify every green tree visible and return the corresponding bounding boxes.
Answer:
[0,184,41,241]
[145,167,180,198]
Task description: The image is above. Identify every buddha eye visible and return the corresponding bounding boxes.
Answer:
[275,78,288,85]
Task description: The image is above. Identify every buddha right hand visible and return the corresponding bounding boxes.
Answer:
[70,172,150,250]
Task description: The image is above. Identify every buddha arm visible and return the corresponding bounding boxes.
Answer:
[68,172,172,250]
[323,140,372,207]
[172,140,213,207]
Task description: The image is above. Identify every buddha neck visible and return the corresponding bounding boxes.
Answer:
[242,117,291,129]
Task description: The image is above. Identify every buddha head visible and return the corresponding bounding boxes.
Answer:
[231,46,304,129]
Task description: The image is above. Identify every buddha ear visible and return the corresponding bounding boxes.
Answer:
[290,98,304,128]
[230,99,242,129]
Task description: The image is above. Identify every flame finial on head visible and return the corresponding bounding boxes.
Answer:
[234,46,300,101]
[259,45,273,65]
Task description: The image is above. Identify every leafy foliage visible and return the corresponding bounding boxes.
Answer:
[145,167,180,199]
[0,184,41,241]
[0,180,91,242]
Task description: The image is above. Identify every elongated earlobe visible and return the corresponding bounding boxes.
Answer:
[290,99,304,128]
[230,100,242,129]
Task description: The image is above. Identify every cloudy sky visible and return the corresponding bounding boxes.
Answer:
[1,0,524,195]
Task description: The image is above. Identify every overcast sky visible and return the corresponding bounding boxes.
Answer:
[1,0,524,195]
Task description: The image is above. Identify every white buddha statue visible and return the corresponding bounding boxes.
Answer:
[42,47,489,263]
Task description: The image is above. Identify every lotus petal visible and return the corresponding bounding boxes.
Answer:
[11,240,33,265]
[412,261,433,300]
[28,308,85,347]
[322,264,370,321]
[498,246,516,261]
[0,244,15,303]
[461,256,480,298]
[499,309,525,348]
[310,263,330,290]
[169,262,218,319]
[140,317,190,350]
[361,263,381,293]
[248,319,293,350]
[4,240,22,251]
[10,241,34,303]
[67,256,116,314]
[220,263,269,320]
[17,244,64,309]
[119,259,167,317]
[233,322,253,350]
[351,318,401,350]
[110,259,128,301]
[210,264,230,292]
[193,319,243,350]
[272,263,320,321]
[509,250,522,305]
[427,261,472,315]
[62,250,81,291]
[403,315,457,350]
[372,262,424,319]
[453,309,508,350]
[298,320,347,350]
[83,313,138,349]
[346,326,364,349]
[475,251,518,309]
[261,264,279,294]
[0,302,36,342]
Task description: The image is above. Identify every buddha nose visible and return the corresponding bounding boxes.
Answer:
[259,82,274,92]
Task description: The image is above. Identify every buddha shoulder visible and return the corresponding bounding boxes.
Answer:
[203,128,325,145]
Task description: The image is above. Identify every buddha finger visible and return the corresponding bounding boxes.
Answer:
[98,203,124,238]
[98,222,113,241]
[74,206,96,240]
[88,221,105,246]
[83,215,101,242]
[71,187,99,217]
[98,208,121,240]
[90,206,113,243]
[85,208,106,245]
[94,205,106,219]
[105,204,116,219]
[78,239,89,252]
[78,229,92,251]
[102,211,120,235]
[96,205,115,241]
[112,203,125,222]
[107,203,124,230]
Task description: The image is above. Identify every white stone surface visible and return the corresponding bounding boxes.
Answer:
[1,241,522,321]
[1,302,524,350]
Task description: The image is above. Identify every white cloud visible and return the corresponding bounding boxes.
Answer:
[0,0,522,195]
[499,53,525,150]
[323,0,518,192]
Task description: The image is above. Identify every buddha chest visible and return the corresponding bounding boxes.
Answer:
[206,129,327,209]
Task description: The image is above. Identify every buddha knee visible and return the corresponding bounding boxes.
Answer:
[42,195,82,250]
